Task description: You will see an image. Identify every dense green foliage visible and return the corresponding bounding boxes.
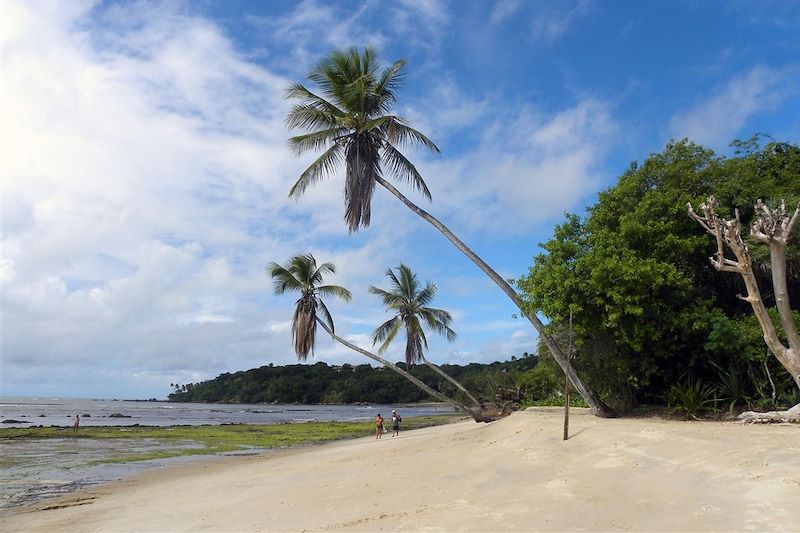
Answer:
[517,137,800,412]
[168,356,567,406]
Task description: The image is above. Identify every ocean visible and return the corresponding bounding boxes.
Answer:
[0,396,453,428]
[0,397,455,510]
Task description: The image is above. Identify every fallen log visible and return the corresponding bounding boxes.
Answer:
[737,403,800,424]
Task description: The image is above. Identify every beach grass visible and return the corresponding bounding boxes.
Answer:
[0,415,461,464]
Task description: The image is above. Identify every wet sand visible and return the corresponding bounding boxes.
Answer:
[5,408,799,531]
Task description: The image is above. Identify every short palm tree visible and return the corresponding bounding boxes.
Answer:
[268,254,480,416]
[285,47,615,417]
[267,253,352,360]
[370,265,482,408]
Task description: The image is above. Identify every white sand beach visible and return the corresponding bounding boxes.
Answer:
[5,408,799,532]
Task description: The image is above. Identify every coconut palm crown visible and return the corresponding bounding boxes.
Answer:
[285,47,439,232]
[369,264,456,365]
[267,254,352,361]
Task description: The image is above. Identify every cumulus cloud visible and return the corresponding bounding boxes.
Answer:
[409,97,617,232]
[668,65,798,148]
[1,1,618,398]
[1,1,371,397]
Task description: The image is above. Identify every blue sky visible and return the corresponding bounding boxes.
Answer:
[3,0,799,399]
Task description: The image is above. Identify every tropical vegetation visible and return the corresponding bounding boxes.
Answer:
[285,46,613,417]
[517,137,800,414]
[267,255,499,420]
[167,355,554,406]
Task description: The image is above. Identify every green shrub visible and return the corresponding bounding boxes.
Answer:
[665,379,719,419]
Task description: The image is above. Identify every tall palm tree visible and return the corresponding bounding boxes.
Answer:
[268,254,487,417]
[285,47,616,417]
[267,253,352,360]
[369,264,482,408]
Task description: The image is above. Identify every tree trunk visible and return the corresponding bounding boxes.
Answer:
[564,312,573,441]
[376,176,617,418]
[316,320,502,422]
[421,356,483,408]
[688,197,800,396]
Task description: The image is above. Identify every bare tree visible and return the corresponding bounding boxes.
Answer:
[688,196,800,422]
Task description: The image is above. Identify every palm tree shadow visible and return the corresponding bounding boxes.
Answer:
[566,427,590,439]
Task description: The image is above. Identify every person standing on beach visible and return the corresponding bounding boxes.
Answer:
[72,414,80,433]
[375,413,384,439]
[391,409,402,437]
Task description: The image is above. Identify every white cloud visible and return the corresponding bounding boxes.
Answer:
[668,65,798,148]
[0,1,331,397]
[244,0,387,75]
[490,0,523,25]
[529,0,594,44]
[409,97,617,232]
[0,0,612,399]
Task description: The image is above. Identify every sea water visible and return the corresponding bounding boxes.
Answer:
[0,397,454,510]
[0,396,452,428]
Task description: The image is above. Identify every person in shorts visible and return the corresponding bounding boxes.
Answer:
[391,409,402,437]
[375,413,384,439]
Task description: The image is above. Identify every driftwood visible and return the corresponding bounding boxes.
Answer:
[738,404,800,424]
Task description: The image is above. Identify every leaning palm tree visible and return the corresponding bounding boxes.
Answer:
[268,254,484,417]
[267,253,352,360]
[285,47,615,417]
[369,264,483,409]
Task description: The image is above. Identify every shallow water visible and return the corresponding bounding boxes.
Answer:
[0,398,453,510]
[1,397,451,428]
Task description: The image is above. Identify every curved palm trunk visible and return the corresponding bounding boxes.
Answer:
[317,320,500,422]
[421,356,483,408]
[376,176,617,418]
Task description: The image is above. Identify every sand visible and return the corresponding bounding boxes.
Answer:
[4,408,799,532]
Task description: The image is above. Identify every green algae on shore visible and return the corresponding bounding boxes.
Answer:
[0,415,461,464]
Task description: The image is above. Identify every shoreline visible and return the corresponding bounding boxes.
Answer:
[5,408,799,531]
[0,416,461,510]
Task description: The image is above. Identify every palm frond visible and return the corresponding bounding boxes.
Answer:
[383,119,440,153]
[316,284,352,302]
[343,133,381,231]
[314,260,337,277]
[289,254,317,285]
[289,144,344,198]
[415,282,438,306]
[317,297,335,336]
[384,266,402,291]
[288,127,348,155]
[266,262,303,295]
[419,307,456,342]
[284,83,345,116]
[396,264,419,299]
[382,143,432,200]
[373,60,406,114]
[367,285,405,309]
[286,102,343,130]
[373,316,402,354]
[292,296,317,360]
[405,321,426,365]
